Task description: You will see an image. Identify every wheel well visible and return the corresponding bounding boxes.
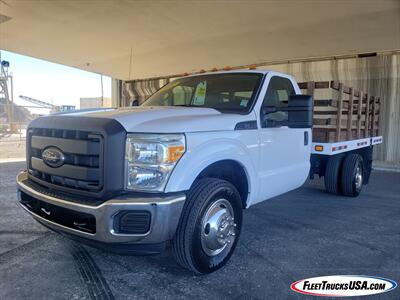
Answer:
[194,160,249,208]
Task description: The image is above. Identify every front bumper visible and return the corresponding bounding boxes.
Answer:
[16,171,185,249]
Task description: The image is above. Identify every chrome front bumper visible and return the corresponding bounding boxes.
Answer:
[16,171,185,245]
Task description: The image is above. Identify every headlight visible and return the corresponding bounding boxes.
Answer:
[125,133,185,191]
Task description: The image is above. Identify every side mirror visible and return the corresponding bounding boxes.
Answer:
[262,107,284,128]
[287,95,313,128]
[261,95,313,128]
[261,106,277,114]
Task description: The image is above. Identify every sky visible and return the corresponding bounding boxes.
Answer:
[0,50,111,114]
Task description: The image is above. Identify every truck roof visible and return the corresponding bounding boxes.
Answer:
[180,69,290,79]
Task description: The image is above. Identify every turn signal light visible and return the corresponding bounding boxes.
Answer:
[166,145,185,163]
[315,145,324,152]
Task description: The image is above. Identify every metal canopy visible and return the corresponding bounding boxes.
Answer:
[0,0,399,80]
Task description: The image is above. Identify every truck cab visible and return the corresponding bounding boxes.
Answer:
[17,70,380,273]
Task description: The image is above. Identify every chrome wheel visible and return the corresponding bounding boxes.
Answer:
[355,164,363,190]
[200,198,236,257]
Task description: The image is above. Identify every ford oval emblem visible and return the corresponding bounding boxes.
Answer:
[42,147,65,168]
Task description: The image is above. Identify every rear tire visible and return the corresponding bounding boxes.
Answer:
[341,154,364,197]
[172,178,242,274]
[324,155,344,195]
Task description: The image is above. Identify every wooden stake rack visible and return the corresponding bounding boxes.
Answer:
[298,81,381,143]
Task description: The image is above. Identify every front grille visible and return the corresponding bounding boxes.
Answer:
[28,128,104,195]
[20,191,96,234]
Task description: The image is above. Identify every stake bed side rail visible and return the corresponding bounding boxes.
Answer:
[312,136,382,155]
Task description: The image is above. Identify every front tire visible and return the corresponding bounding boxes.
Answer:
[172,178,242,274]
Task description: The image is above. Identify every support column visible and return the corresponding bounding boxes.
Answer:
[111,78,122,107]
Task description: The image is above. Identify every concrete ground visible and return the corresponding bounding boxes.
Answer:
[0,161,399,300]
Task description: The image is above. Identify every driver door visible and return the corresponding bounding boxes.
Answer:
[256,75,311,203]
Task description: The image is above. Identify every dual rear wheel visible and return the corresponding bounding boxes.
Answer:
[324,153,364,197]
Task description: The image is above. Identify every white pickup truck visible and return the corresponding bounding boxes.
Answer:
[17,70,382,273]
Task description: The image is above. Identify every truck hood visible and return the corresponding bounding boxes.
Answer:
[55,106,256,133]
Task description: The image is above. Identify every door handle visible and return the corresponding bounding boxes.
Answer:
[304,131,309,145]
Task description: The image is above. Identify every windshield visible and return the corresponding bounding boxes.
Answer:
[142,73,263,113]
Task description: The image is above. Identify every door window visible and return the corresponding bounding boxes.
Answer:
[262,76,295,124]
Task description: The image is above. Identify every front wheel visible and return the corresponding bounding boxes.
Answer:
[172,178,243,274]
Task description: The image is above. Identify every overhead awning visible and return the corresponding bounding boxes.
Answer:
[0,0,399,80]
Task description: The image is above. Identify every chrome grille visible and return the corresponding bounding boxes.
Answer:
[28,128,103,194]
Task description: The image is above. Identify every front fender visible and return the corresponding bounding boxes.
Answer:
[165,131,259,206]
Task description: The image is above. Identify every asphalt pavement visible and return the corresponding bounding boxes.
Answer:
[0,161,399,300]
